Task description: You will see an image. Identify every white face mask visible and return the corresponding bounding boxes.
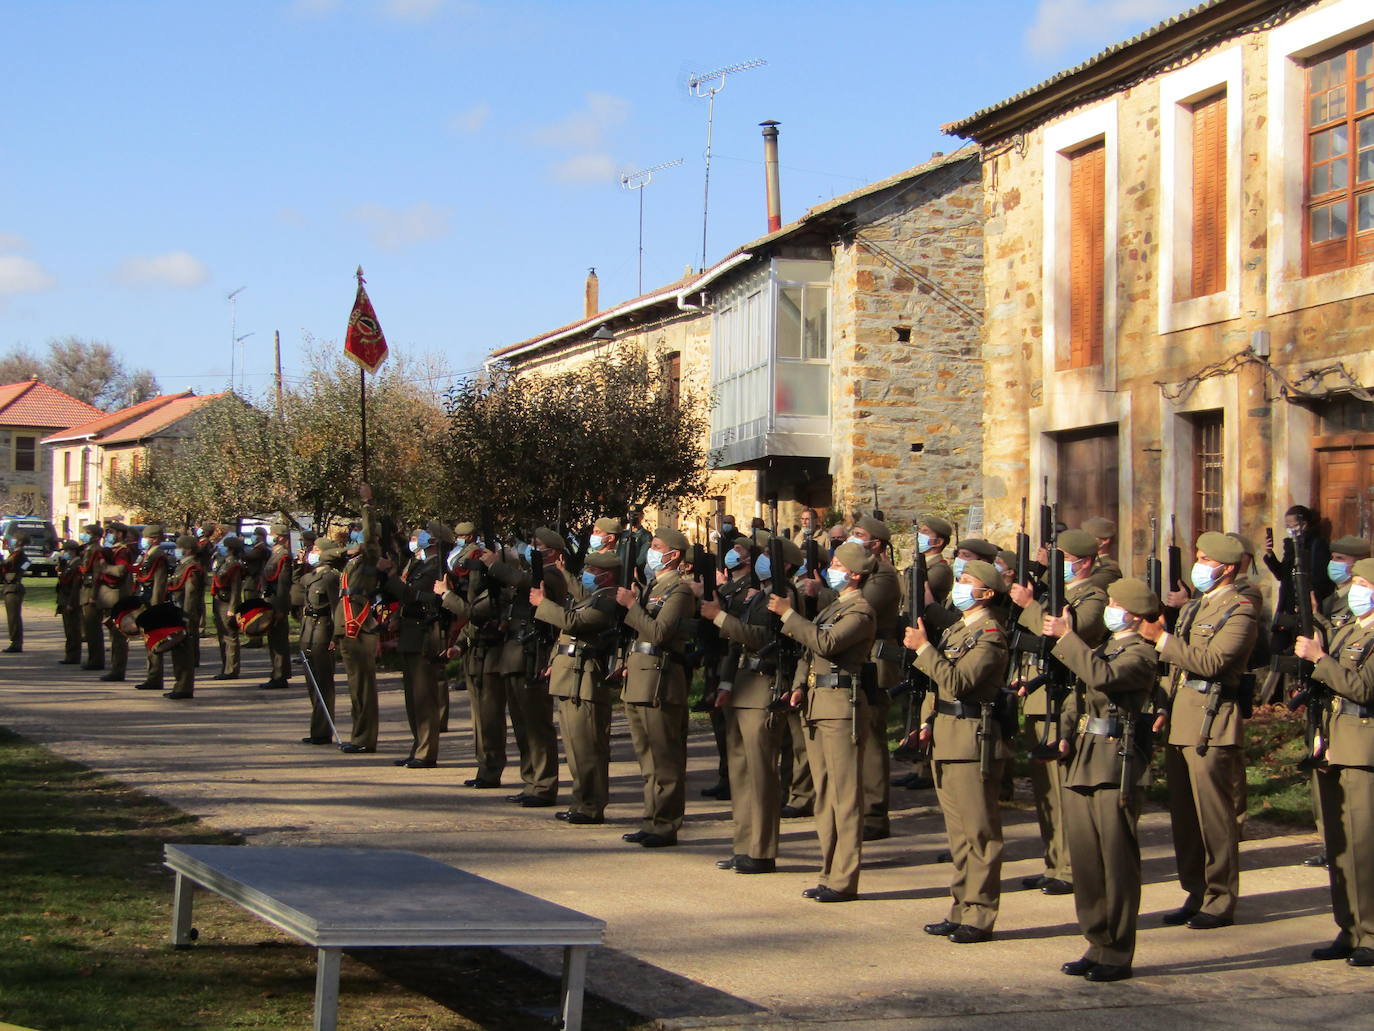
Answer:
[951,582,977,611]
[1103,606,1130,633]
[1349,584,1374,619]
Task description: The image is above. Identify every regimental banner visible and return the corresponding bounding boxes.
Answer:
[344,267,389,373]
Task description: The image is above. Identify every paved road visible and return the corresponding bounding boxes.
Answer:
[1,610,1368,1029]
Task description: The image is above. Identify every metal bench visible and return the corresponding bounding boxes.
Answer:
[164,844,604,1031]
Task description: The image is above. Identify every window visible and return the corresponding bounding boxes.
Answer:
[1305,34,1374,274]
[131,452,142,476]
[109,456,119,481]
[1192,412,1224,533]
[14,435,36,472]
[663,352,681,410]
[63,450,71,485]
[1188,91,1228,298]
[1065,140,1106,370]
[774,281,829,416]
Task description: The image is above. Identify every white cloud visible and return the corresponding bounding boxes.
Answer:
[1025,0,1182,59]
[115,251,211,288]
[0,232,30,252]
[448,101,490,135]
[0,255,56,295]
[548,154,619,185]
[531,92,629,150]
[348,201,453,250]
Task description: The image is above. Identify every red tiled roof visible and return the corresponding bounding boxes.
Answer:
[41,391,227,445]
[100,393,226,445]
[0,379,103,430]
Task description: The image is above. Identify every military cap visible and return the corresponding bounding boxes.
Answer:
[221,533,242,550]
[316,538,343,560]
[426,519,456,546]
[585,550,621,570]
[855,516,890,543]
[1226,531,1257,557]
[269,521,290,536]
[301,529,318,542]
[61,538,82,552]
[834,540,876,577]
[654,527,690,554]
[594,516,624,534]
[996,549,1018,570]
[141,523,165,538]
[1352,557,1374,583]
[1057,529,1099,560]
[82,523,102,535]
[453,520,476,537]
[534,526,567,553]
[1107,577,1160,619]
[750,528,773,547]
[779,537,805,569]
[920,515,954,541]
[1197,531,1244,565]
[1331,535,1372,559]
[958,537,998,559]
[175,534,197,550]
[963,559,1005,593]
[1082,517,1117,539]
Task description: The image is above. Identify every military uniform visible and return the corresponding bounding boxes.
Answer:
[56,543,85,663]
[389,525,454,767]
[132,527,172,690]
[782,548,876,898]
[100,528,137,680]
[1157,534,1257,925]
[707,561,755,796]
[168,537,205,670]
[260,524,294,689]
[298,542,342,744]
[857,521,902,840]
[915,577,1010,934]
[2,542,27,651]
[466,538,511,787]
[210,540,245,678]
[335,503,385,753]
[76,525,106,670]
[125,600,195,699]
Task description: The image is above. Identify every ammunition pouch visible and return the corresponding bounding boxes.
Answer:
[935,697,981,719]
[1335,698,1374,718]
[811,672,854,689]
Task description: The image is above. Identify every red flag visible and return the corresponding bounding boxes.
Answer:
[344,267,389,373]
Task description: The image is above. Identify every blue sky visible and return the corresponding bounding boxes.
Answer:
[2,0,1184,399]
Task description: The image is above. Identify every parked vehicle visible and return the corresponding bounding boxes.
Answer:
[0,516,60,576]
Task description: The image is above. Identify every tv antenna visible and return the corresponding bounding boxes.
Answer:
[226,286,246,392]
[687,57,766,270]
[620,157,683,294]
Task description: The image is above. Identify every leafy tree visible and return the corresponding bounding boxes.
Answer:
[0,337,160,411]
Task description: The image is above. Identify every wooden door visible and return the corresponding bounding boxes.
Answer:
[1314,433,1374,540]
[1056,425,1119,533]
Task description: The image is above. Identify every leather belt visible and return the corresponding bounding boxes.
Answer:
[742,655,776,674]
[1077,715,1123,738]
[304,606,330,617]
[632,641,663,657]
[1335,698,1374,718]
[812,673,854,689]
[935,698,980,719]
[1185,678,1238,700]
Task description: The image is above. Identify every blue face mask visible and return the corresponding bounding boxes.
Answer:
[1329,560,1353,586]
[755,554,772,581]
[580,570,599,591]
[917,532,932,553]
[104,533,115,546]
[79,532,90,544]
[1349,584,1374,618]
[645,548,665,575]
[952,556,967,579]
[824,566,849,590]
[589,533,604,550]
[1190,561,1220,593]
[797,560,808,577]
[1103,606,1129,632]
[173,548,185,562]
[1063,559,1078,583]
[349,530,363,544]
[306,551,321,567]
[724,549,742,570]
[517,541,533,562]
[845,535,864,548]
[951,582,976,611]
[721,522,734,534]
[215,543,228,557]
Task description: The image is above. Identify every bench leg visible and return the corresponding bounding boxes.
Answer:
[170,872,195,947]
[560,945,588,1031]
[314,948,342,1031]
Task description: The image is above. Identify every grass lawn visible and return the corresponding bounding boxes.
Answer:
[0,728,650,1031]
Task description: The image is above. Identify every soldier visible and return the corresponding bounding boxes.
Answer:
[445,520,505,787]
[1139,531,1257,929]
[110,597,195,700]
[704,534,804,874]
[389,522,454,768]
[534,549,621,824]
[1295,556,1374,968]
[1043,578,1160,983]
[298,537,343,746]
[56,539,85,664]
[337,488,387,755]
[259,522,294,690]
[907,560,1010,940]
[210,534,245,679]
[241,526,270,649]
[616,526,696,848]
[1,534,27,652]
[1082,517,1124,590]
[131,523,171,692]
[76,522,106,671]
[168,535,205,670]
[98,523,137,682]
[1008,528,1109,895]
[703,533,758,801]
[768,540,876,901]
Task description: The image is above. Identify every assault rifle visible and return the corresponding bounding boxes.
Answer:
[765,526,795,718]
[1016,505,1069,760]
[1165,516,1183,631]
[1015,497,1032,587]
[892,552,932,763]
[803,536,821,618]
[1284,527,1327,770]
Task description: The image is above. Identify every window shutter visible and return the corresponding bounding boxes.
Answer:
[1189,92,1227,298]
[1065,141,1106,370]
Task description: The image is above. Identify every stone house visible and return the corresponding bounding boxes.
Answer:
[491,146,985,537]
[43,391,228,536]
[944,0,1374,571]
[0,379,102,517]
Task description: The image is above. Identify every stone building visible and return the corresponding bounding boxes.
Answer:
[492,146,985,535]
[43,391,228,536]
[0,379,101,517]
[945,0,1374,571]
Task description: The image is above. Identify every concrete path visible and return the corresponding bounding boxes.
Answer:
[1,610,1369,1029]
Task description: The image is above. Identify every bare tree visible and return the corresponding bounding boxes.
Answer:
[0,337,160,410]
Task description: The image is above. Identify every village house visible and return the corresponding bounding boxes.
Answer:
[43,391,227,536]
[0,378,102,517]
[944,0,1374,573]
[491,134,986,538]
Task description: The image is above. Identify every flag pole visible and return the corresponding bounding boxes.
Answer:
[356,266,370,483]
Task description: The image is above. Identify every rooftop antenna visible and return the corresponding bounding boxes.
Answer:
[235,332,255,394]
[687,57,766,270]
[620,157,683,294]
[226,286,246,392]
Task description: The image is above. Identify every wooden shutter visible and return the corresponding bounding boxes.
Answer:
[1189,92,1227,298]
[1065,141,1105,370]
[1056,425,1119,533]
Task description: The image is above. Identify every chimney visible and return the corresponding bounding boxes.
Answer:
[584,267,599,319]
[760,120,781,233]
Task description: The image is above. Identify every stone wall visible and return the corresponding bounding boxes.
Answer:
[0,426,55,516]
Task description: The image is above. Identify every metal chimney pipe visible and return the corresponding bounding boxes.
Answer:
[760,120,781,232]
[585,267,599,318]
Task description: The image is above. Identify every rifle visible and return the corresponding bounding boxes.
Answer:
[1117,705,1137,808]
[765,531,795,719]
[1284,527,1326,770]
[1146,514,1163,600]
[299,649,343,747]
[1019,507,1069,761]
[1015,497,1031,587]
[892,553,931,763]
[803,536,821,618]
[1039,477,1053,555]
[977,700,996,780]
[1165,516,1183,631]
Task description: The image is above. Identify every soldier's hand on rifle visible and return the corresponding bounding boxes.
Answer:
[801,576,820,598]
[1165,586,1189,607]
[787,687,803,710]
[903,618,928,651]
[1058,738,1070,758]
[1295,634,1326,662]
[431,578,447,597]
[1152,712,1168,735]
[700,598,721,620]
[1009,582,1034,608]
[615,586,636,609]
[529,585,545,608]
[1034,545,1049,565]
[687,579,704,599]
[1042,606,1070,638]
[1138,614,1166,643]
[918,724,932,747]
[766,593,792,617]
[476,548,497,568]
[377,555,394,573]
[715,569,729,587]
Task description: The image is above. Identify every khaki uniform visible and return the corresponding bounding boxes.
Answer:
[77,539,107,668]
[298,563,341,741]
[1159,583,1257,919]
[390,553,449,765]
[860,557,902,837]
[134,545,170,687]
[468,565,510,785]
[536,579,618,819]
[102,542,136,677]
[1310,617,1374,951]
[210,550,245,676]
[56,551,84,662]
[335,507,383,751]
[2,548,26,650]
[1087,555,1123,591]
[168,555,205,668]
[1016,578,1108,885]
[709,572,754,791]
[915,608,1010,931]
[262,541,294,684]
[1053,629,1156,967]
[783,589,876,895]
[622,567,696,836]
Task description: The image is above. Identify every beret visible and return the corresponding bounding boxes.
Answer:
[534,526,567,553]
[920,515,954,541]
[594,516,624,534]
[749,529,772,548]
[82,522,102,534]
[453,521,476,536]
[996,549,1018,570]
[834,541,876,577]
[779,537,804,568]
[655,527,690,554]
[1082,517,1117,538]
[1107,577,1160,619]
[1226,531,1257,557]
[175,535,197,550]
[269,521,290,535]
[1352,557,1374,583]
[426,519,456,546]
[585,550,621,570]
[855,516,890,543]
[958,537,998,559]
[316,539,343,558]
[1197,531,1244,565]
[1331,535,1371,559]
[141,523,165,537]
[1057,529,1099,559]
[963,559,1005,592]
[62,539,83,551]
